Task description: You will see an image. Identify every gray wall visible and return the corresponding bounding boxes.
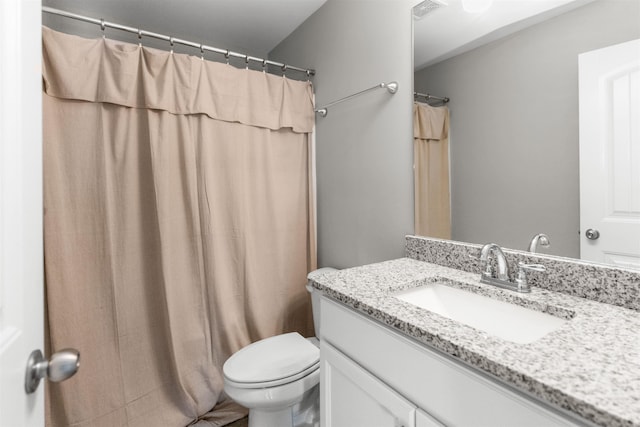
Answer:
[414,0,640,258]
[271,0,415,269]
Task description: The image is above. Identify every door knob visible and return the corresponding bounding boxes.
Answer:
[585,229,600,240]
[24,348,80,394]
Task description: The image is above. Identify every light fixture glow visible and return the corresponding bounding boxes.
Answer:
[413,0,448,20]
[461,0,493,13]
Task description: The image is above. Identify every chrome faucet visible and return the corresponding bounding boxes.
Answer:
[528,233,550,253]
[479,243,510,281]
[477,243,546,293]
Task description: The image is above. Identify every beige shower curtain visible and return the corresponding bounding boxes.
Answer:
[42,27,316,427]
[413,102,451,239]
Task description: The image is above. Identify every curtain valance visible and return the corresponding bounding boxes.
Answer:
[413,102,449,141]
[42,26,315,133]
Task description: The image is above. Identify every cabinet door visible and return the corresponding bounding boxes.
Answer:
[416,409,446,427]
[321,341,416,427]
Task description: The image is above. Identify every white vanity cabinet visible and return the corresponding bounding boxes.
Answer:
[319,296,589,427]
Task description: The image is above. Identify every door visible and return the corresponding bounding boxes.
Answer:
[579,39,640,268]
[321,341,416,427]
[415,409,445,427]
[0,0,44,425]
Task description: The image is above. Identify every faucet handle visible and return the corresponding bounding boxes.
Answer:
[469,252,493,278]
[515,262,546,293]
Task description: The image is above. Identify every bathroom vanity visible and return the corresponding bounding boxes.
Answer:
[311,238,640,427]
[321,297,582,427]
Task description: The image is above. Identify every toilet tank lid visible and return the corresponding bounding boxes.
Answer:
[223,332,319,384]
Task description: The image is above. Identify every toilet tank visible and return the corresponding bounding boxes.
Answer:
[306,267,337,337]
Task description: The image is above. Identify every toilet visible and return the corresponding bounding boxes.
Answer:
[223,268,336,427]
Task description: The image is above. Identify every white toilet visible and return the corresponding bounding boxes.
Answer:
[223,268,336,427]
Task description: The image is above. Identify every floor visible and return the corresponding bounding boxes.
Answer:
[225,417,248,427]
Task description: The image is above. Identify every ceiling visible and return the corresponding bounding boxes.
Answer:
[42,0,327,58]
[413,0,594,70]
[42,0,597,72]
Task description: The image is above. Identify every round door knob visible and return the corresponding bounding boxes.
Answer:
[585,229,600,240]
[25,348,80,394]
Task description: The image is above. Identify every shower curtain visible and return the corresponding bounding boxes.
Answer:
[42,27,316,427]
[413,102,451,239]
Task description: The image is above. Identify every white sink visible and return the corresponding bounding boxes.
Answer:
[394,282,568,344]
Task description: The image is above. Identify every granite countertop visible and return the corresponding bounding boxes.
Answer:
[310,258,640,427]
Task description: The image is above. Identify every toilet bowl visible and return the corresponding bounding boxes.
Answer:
[222,268,336,427]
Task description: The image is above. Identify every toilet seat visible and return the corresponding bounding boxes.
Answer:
[223,332,320,389]
[225,360,319,389]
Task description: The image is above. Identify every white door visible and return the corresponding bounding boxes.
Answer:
[321,341,416,427]
[415,409,445,427]
[579,39,640,269]
[0,0,44,425]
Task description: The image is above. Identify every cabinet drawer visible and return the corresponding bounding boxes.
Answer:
[320,297,587,427]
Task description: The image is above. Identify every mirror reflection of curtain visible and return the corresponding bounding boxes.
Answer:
[42,27,316,426]
[413,102,451,239]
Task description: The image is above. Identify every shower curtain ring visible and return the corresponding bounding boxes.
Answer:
[225,50,230,65]
[200,44,205,61]
[169,37,174,54]
[262,59,267,73]
[245,55,249,70]
[137,29,143,47]
[100,18,106,38]
[281,64,287,77]
[306,70,310,81]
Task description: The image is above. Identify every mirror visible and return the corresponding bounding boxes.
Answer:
[412,0,640,268]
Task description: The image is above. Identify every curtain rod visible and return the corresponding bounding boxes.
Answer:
[42,6,316,78]
[414,91,449,103]
[315,81,398,117]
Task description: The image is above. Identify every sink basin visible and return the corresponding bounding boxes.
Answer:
[394,282,567,344]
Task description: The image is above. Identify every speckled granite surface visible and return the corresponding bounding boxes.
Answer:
[406,235,640,312]
[310,258,640,427]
